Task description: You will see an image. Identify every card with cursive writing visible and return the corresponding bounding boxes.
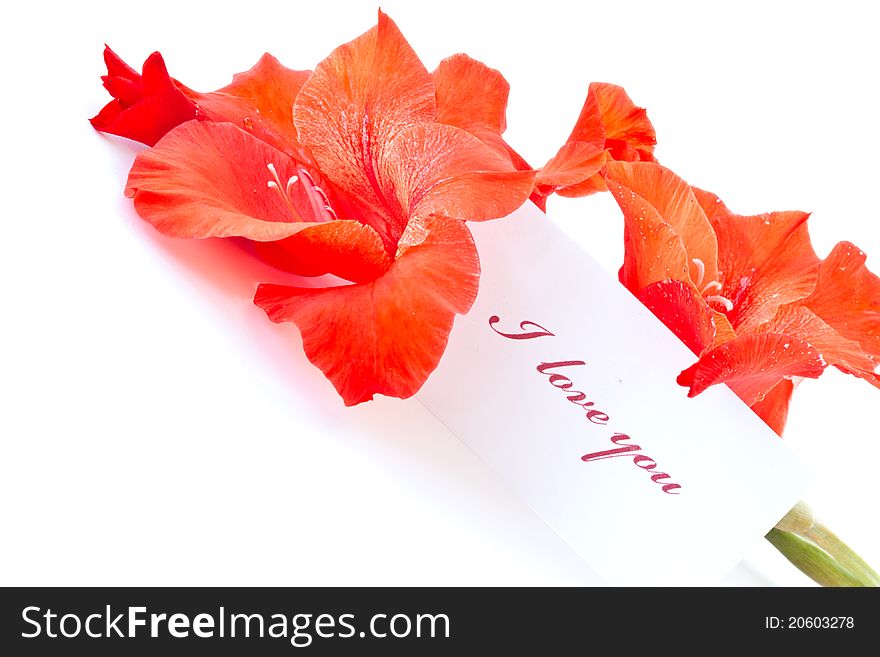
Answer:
[417,203,810,586]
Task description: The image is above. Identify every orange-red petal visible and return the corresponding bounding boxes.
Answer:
[607,162,718,286]
[434,53,508,134]
[293,11,436,245]
[605,162,717,293]
[381,123,535,233]
[577,83,656,161]
[193,53,313,160]
[693,188,819,333]
[750,379,795,436]
[805,241,880,358]
[254,217,479,405]
[536,142,608,189]
[554,175,609,198]
[126,121,313,239]
[677,333,826,405]
[615,191,690,293]
[539,83,656,200]
[432,54,535,178]
[251,225,392,283]
[761,305,878,379]
[125,120,389,281]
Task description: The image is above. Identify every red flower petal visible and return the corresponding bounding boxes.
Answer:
[762,305,878,378]
[582,83,657,162]
[750,379,795,436]
[381,123,536,231]
[90,49,198,146]
[554,175,610,198]
[193,53,313,160]
[677,333,825,405]
[434,53,508,134]
[103,44,140,80]
[432,54,534,182]
[125,120,389,282]
[254,218,479,405]
[607,162,718,285]
[615,193,690,293]
[251,225,391,283]
[636,279,725,356]
[805,241,880,358]
[536,141,608,189]
[536,83,657,202]
[125,121,311,239]
[693,188,819,333]
[293,11,436,245]
[605,162,717,292]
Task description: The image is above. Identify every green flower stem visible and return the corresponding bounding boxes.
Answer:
[766,501,879,587]
[801,522,880,587]
[765,529,864,587]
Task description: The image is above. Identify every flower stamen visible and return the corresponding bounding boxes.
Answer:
[265,162,301,219]
[692,259,735,312]
[692,258,706,287]
[265,162,338,223]
[705,295,734,312]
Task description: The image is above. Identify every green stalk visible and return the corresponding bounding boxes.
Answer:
[766,501,879,587]
[801,522,880,587]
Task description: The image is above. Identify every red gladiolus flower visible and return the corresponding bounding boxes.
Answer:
[94,12,536,405]
[605,161,880,434]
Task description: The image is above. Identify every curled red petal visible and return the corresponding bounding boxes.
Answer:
[677,333,826,405]
[540,83,656,199]
[606,162,719,288]
[555,175,608,198]
[604,163,712,293]
[577,83,656,160]
[252,223,392,283]
[536,142,608,189]
[750,379,795,436]
[614,191,690,294]
[254,218,479,405]
[805,241,880,358]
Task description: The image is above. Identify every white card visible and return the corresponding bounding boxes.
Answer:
[418,203,811,586]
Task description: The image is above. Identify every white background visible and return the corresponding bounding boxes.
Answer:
[1,0,878,586]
